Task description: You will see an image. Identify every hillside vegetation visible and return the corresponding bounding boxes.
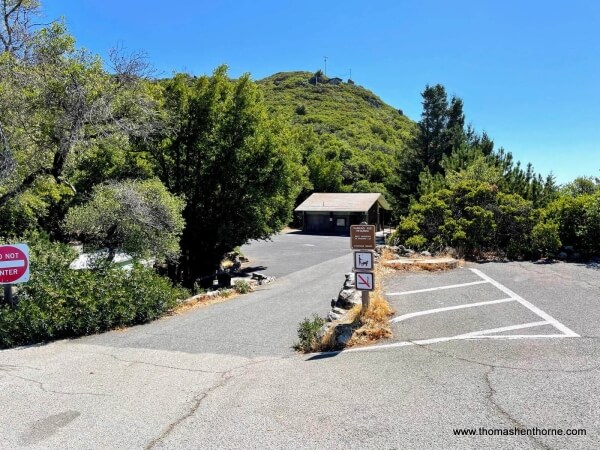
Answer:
[258,71,417,200]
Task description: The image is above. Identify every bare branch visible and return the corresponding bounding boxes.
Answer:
[1,0,39,57]
[108,43,155,82]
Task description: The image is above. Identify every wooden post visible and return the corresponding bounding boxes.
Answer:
[361,290,370,313]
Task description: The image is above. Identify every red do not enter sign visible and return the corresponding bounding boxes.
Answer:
[0,244,30,284]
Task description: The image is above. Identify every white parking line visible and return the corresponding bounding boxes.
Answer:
[390,298,515,323]
[461,321,549,337]
[346,321,554,353]
[469,268,579,337]
[386,280,488,296]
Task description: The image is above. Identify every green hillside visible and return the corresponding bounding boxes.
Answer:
[257,71,417,197]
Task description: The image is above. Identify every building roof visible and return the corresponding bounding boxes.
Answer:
[295,193,391,212]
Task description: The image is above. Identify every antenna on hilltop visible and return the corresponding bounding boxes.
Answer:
[323,56,328,76]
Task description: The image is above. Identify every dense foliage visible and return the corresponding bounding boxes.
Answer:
[0,235,188,348]
[64,179,185,262]
[152,67,306,283]
[391,85,597,258]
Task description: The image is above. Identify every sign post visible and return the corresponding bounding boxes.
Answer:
[350,225,376,313]
[0,244,30,307]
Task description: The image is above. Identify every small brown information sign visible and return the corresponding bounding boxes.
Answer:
[350,225,376,250]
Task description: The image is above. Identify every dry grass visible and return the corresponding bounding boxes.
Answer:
[311,249,396,351]
[169,289,238,316]
[346,259,395,347]
[383,259,462,272]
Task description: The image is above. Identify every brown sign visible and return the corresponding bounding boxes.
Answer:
[350,225,376,249]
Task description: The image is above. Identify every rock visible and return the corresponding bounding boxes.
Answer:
[334,324,353,346]
[316,324,330,341]
[251,272,275,285]
[337,288,355,302]
[405,249,415,256]
[420,251,432,257]
[443,246,458,258]
[336,288,362,309]
[343,272,355,289]
[251,272,268,280]
[558,252,568,260]
[327,308,347,322]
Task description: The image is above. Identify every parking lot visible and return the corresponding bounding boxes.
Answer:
[353,264,583,353]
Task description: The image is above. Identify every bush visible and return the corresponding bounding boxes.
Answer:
[0,234,189,349]
[543,191,600,255]
[293,314,325,352]
[531,221,561,257]
[395,180,536,257]
[233,280,252,294]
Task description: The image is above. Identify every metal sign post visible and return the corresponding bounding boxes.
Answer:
[3,284,13,307]
[350,225,376,313]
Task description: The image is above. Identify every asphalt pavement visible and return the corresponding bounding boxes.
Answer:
[1,235,599,449]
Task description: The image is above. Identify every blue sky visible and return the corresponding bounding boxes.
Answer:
[42,1,600,184]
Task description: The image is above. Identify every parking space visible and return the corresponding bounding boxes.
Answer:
[351,265,580,353]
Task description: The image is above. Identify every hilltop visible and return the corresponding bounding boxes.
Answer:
[258,71,416,153]
[257,71,417,196]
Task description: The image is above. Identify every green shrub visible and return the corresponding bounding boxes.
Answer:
[531,221,561,257]
[405,235,427,250]
[293,314,325,352]
[233,280,252,294]
[0,234,189,349]
[543,191,600,255]
[395,180,536,257]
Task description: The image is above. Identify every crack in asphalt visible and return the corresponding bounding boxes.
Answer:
[0,363,41,371]
[406,340,600,374]
[144,358,272,449]
[484,367,552,450]
[0,372,107,397]
[67,350,230,374]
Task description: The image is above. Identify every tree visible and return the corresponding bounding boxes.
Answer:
[63,179,185,262]
[562,176,600,196]
[0,0,39,57]
[0,13,159,228]
[153,67,305,284]
[417,84,449,172]
[391,84,468,216]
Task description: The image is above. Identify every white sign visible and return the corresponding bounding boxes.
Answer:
[355,271,374,291]
[354,251,373,270]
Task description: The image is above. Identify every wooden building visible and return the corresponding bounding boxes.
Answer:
[295,193,391,234]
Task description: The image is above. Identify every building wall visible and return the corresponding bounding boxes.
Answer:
[303,211,365,234]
